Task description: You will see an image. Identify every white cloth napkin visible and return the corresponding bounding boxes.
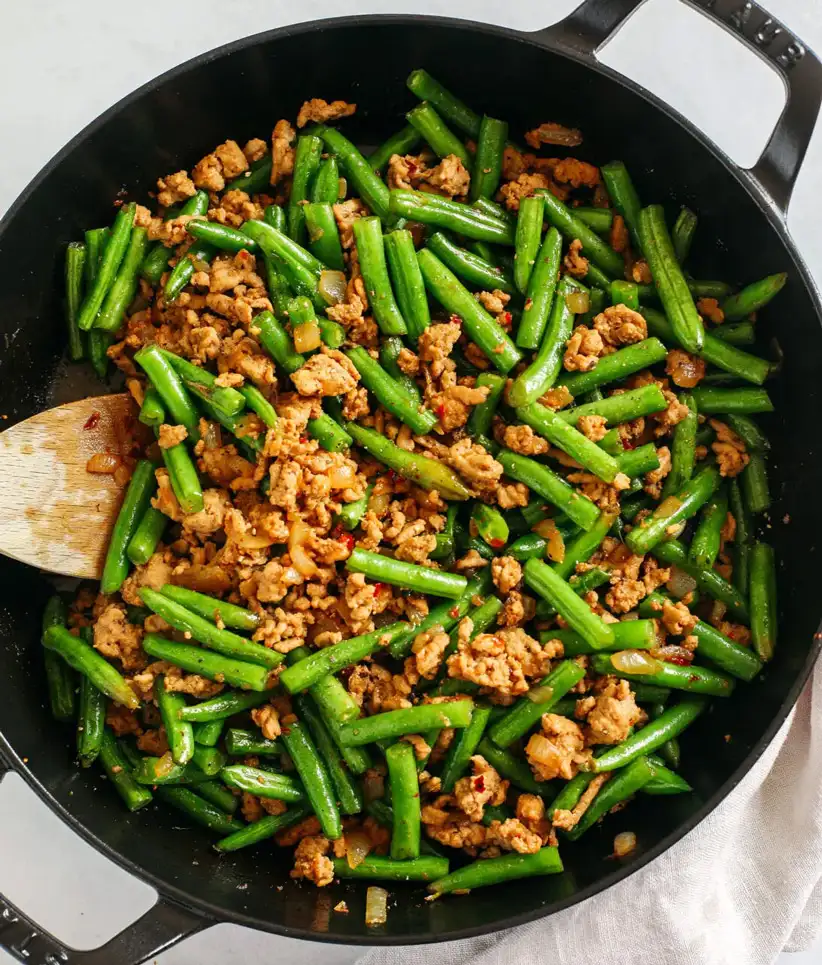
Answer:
[356,659,822,965]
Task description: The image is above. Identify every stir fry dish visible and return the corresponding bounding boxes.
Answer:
[44,68,782,914]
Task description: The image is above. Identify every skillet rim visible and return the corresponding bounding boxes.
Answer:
[0,12,820,947]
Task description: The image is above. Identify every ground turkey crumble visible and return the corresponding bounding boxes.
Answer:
[447,627,562,700]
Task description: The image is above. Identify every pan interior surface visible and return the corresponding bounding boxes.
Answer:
[0,18,819,944]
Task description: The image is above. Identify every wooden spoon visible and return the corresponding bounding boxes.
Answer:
[0,393,138,579]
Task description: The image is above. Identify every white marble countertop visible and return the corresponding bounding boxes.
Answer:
[1,1,821,962]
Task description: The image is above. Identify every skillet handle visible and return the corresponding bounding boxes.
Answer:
[532,0,822,215]
[0,767,209,965]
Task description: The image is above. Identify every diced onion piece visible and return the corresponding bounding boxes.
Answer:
[565,291,590,315]
[319,270,347,306]
[289,520,320,577]
[329,464,356,488]
[610,649,663,675]
[653,644,694,665]
[192,258,210,272]
[345,830,372,869]
[113,463,133,487]
[656,496,683,517]
[86,452,121,474]
[337,177,348,200]
[293,321,322,353]
[532,122,583,147]
[526,684,554,704]
[203,422,222,450]
[369,491,391,517]
[524,733,555,765]
[155,752,176,778]
[667,566,697,600]
[365,886,388,927]
[613,831,637,857]
[710,599,727,625]
[533,518,565,563]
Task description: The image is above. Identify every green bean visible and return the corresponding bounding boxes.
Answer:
[615,443,658,479]
[749,542,777,661]
[226,152,273,194]
[647,709,680,770]
[541,620,657,656]
[580,286,607,327]
[515,403,623,484]
[142,634,269,691]
[76,676,106,768]
[639,205,704,353]
[513,195,545,294]
[672,207,697,264]
[407,101,471,166]
[339,700,474,747]
[645,307,770,387]
[184,219,257,255]
[430,846,562,893]
[661,391,698,498]
[721,272,787,321]
[468,504,507,551]
[369,124,423,172]
[292,696,361,815]
[346,547,467,599]
[524,558,615,650]
[510,272,582,402]
[87,330,113,379]
[425,231,515,296]
[346,346,435,433]
[507,533,548,562]
[592,652,734,697]
[729,479,752,593]
[345,422,471,500]
[225,728,281,757]
[196,779,238,813]
[134,344,200,439]
[725,414,769,453]
[554,513,615,580]
[650,539,749,621]
[159,429,204,514]
[351,216,408,335]
[334,485,373,535]
[220,763,304,802]
[380,232,429,342]
[626,464,721,554]
[600,161,644,254]
[280,719,342,838]
[465,373,506,440]
[261,204,286,234]
[689,485,728,569]
[288,134,323,244]
[691,386,774,415]
[406,69,480,136]
[138,387,165,427]
[77,203,136,330]
[164,237,217,303]
[566,757,657,840]
[156,787,242,834]
[303,202,345,271]
[473,738,551,796]
[333,854,449,882]
[158,586,260,633]
[314,124,391,220]
[391,190,515,245]
[610,279,640,310]
[191,745,226,777]
[100,459,156,595]
[713,322,755,346]
[534,568,609,621]
[558,338,668,397]
[159,348,245,417]
[125,507,167,569]
[140,588,281,670]
[558,384,667,429]
[180,690,270,722]
[131,754,210,785]
[535,189,624,278]
[470,115,508,201]
[489,660,586,749]
[43,625,138,709]
[742,452,770,515]
[639,593,761,681]
[575,208,613,235]
[254,310,305,374]
[379,336,422,404]
[64,242,86,360]
[593,697,707,772]
[41,597,76,722]
[643,758,691,795]
[280,623,408,694]
[154,675,194,765]
[307,157,339,204]
[435,705,493,793]
[546,771,598,822]
[192,719,225,748]
[97,732,153,811]
[382,741,421,859]
[496,449,600,532]
[241,217,322,273]
[214,803,311,852]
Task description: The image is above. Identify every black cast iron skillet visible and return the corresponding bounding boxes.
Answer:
[1,0,821,960]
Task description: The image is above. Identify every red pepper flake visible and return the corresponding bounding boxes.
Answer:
[449,606,460,619]
[667,656,690,666]
[83,411,101,430]
[436,404,446,421]
[473,775,486,793]
[500,311,513,328]
[372,582,385,595]
[299,436,308,444]
[488,538,505,549]
[341,532,355,551]
[450,314,462,326]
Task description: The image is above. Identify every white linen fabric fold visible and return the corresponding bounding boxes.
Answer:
[357,661,822,965]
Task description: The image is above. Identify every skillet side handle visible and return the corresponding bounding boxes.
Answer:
[0,770,208,965]
[532,0,822,216]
